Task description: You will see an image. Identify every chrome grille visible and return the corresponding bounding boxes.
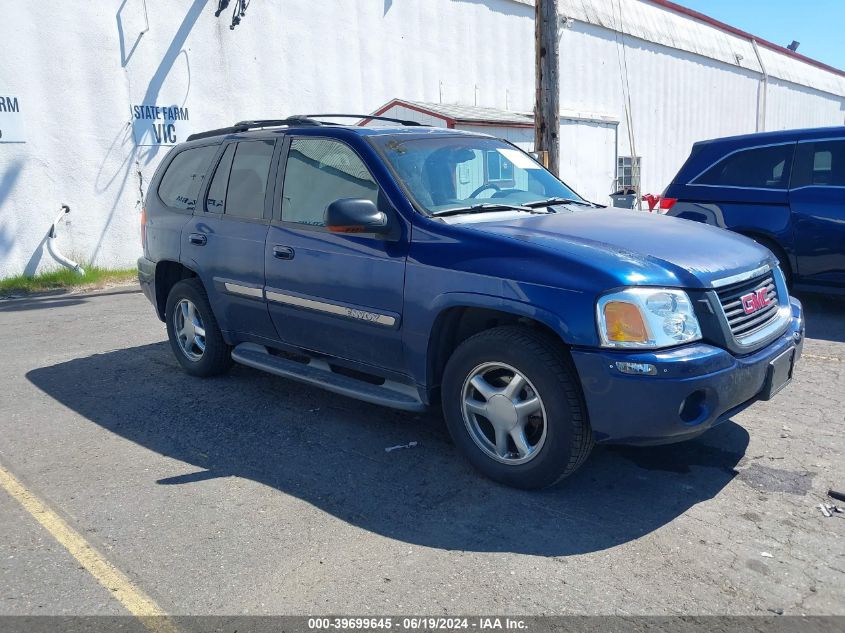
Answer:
[716,272,780,341]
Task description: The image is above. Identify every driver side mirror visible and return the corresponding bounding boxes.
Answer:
[325,198,389,235]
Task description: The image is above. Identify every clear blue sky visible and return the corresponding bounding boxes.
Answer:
[676,0,845,71]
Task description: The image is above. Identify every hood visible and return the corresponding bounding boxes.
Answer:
[443,207,775,289]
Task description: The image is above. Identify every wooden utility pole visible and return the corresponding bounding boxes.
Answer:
[534,0,560,176]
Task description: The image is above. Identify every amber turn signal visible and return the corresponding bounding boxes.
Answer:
[603,301,649,343]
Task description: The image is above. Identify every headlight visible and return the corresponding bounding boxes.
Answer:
[597,288,702,349]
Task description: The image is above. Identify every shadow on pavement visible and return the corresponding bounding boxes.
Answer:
[0,288,140,313]
[796,292,845,344]
[0,295,89,312]
[27,342,748,556]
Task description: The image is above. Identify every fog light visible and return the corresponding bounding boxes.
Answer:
[615,361,657,376]
[679,390,707,424]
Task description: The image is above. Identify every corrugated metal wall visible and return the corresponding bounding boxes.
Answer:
[560,19,766,196]
[0,0,842,277]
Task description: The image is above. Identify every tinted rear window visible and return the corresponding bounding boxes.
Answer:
[693,144,794,189]
[225,140,275,219]
[157,145,218,210]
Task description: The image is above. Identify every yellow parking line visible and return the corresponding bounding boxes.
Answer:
[0,462,179,633]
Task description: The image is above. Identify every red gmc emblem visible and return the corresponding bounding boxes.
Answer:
[740,288,771,315]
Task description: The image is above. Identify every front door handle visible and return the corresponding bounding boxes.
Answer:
[273,245,295,260]
[188,233,207,246]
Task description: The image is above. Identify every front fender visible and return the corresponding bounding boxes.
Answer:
[424,291,576,342]
[402,261,599,390]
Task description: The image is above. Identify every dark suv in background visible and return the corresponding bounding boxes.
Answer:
[664,126,845,294]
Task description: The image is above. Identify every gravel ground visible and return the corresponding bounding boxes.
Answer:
[0,287,842,616]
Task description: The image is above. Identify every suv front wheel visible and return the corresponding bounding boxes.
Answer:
[165,278,233,377]
[441,326,593,489]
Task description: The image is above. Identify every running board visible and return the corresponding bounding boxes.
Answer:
[231,343,425,412]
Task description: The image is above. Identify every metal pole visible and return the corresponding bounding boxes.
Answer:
[534,0,560,176]
[751,39,768,132]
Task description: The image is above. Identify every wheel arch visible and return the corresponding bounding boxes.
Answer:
[735,230,795,281]
[154,260,198,321]
[424,297,573,397]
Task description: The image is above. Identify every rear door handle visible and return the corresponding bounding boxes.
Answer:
[188,233,207,246]
[273,245,295,260]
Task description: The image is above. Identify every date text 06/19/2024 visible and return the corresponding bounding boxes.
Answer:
[307,617,528,630]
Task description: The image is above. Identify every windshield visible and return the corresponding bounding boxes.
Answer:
[372,135,584,215]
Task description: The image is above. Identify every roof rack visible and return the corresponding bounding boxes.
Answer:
[303,114,425,127]
[186,116,325,141]
[186,113,424,142]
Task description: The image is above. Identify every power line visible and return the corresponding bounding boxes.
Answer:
[612,0,641,208]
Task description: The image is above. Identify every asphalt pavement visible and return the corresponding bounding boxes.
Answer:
[0,286,843,616]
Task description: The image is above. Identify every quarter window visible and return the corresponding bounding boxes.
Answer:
[157,145,218,210]
[694,144,794,189]
[281,138,379,226]
[205,144,236,213]
[792,140,845,188]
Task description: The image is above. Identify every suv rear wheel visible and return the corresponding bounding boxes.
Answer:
[165,278,233,377]
[441,326,593,489]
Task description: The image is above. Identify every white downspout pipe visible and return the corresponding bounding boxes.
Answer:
[751,39,768,132]
[47,205,85,275]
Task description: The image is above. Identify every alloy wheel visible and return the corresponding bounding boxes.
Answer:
[460,362,548,465]
[173,298,207,361]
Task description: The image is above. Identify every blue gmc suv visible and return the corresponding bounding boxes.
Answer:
[664,126,845,294]
[138,115,804,489]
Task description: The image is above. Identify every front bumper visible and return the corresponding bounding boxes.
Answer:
[571,297,804,445]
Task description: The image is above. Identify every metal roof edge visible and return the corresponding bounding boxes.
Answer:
[506,0,845,94]
[645,0,845,79]
[372,100,620,127]
[559,109,620,124]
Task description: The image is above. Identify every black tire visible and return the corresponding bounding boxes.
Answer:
[441,326,593,489]
[165,278,233,377]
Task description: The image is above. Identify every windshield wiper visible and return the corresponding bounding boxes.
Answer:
[430,203,537,218]
[525,197,593,208]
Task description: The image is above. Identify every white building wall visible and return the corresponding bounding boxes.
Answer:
[0,0,843,278]
[559,20,765,196]
[558,119,617,203]
[0,0,536,278]
[765,78,845,130]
